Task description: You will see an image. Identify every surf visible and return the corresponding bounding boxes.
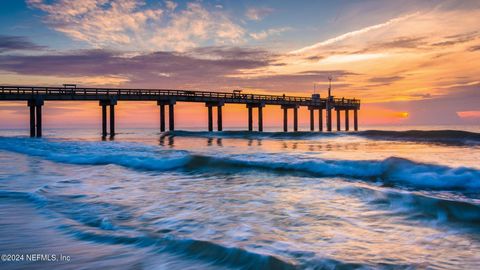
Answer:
[0,137,479,192]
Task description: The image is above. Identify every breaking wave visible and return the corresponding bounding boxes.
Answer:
[358,130,480,145]
[2,186,477,270]
[163,129,480,145]
[0,137,479,192]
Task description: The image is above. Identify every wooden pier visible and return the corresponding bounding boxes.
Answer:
[0,85,360,137]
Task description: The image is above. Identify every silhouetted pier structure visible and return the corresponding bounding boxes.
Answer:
[0,85,360,137]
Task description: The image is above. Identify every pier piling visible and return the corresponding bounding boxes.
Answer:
[27,99,44,137]
[319,109,323,132]
[110,104,115,137]
[100,99,117,137]
[258,106,263,132]
[336,109,341,131]
[354,109,358,131]
[345,109,349,131]
[159,104,165,132]
[169,103,175,131]
[293,107,298,132]
[207,105,213,132]
[101,103,107,137]
[28,100,35,137]
[217,105,223,131]
[247,103,264,131]
[326,108,332,132]
[309,108,314,131]
[248,106,253,131]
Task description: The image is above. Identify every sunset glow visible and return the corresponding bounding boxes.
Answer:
[0,0,479,127]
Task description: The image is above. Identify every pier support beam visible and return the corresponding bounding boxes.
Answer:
[354,109,358,131]
[345,109,349,131]
[28,100,35,137]
[293,107,298,132]
[258,106,263,132]
[309,108,314,131]
[319,109,323,132]
[336,109,341,131]
[110,104,115,136]
[100,99,117,137]
[169,104,174,131]
[308,106,324,132]
[217,105,223,131]
[246,103,265,132]
[28,99,44,137]
[281,105,299,132]
[206,101,224,132]
[158,100,175,131]
[326,106,332,132]
[207,105,213,131]
[36,103,42,137]
[101,104,107,137]
[248,106,253,131]
[159,104,165,132]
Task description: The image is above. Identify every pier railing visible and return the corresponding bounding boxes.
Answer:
[0,86,360,106]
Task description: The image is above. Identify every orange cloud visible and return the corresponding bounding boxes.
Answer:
[457,111,480,118]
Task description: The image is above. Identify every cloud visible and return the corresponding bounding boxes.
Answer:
[0,35,45,53]
[457,111,480,119]
[0,47,358,93]
[245,7,274,21]
[27,0,245,51]
[0,48,273,88]
[190,46,274,60]
[249,27,291,40]
[290,12,419,54]
[368,76,404,84]
[164,0,177,12]
[253,7,480,103]
[365,37,427,52]
[431,31,479,47]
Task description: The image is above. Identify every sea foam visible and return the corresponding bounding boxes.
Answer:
[0,137,479,191]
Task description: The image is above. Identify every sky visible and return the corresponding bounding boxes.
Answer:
[0,0,479,129]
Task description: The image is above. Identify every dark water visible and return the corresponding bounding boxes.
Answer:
[0,128,479,269]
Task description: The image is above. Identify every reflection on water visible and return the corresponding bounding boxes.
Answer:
[0,128,479,269]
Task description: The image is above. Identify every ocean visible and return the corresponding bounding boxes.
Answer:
[0,126,479,269]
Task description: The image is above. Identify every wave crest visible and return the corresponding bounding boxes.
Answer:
[163,129,480,145]
[0,137,479,192]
